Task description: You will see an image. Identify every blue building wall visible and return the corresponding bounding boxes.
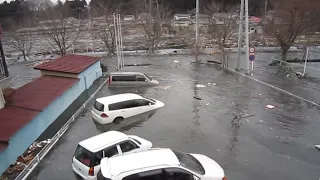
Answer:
[0,61,102,174]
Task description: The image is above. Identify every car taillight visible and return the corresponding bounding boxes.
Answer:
[108,77,111,86]
[101,113,108,118]
[222,177,227,180]
[89,167,94,176]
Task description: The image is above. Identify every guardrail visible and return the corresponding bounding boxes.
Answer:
[14,77,108,180]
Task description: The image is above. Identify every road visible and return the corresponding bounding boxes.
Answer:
[24,54,320,180]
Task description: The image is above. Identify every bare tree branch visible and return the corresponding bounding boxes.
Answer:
[39,8,83,56]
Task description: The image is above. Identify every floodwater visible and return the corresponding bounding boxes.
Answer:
[10,54,320,180]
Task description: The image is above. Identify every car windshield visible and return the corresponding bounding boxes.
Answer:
[143,73,152,81]
[172,150,205,175]
[144,97,156,103]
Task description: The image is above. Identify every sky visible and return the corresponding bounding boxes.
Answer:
[0,0,91,4]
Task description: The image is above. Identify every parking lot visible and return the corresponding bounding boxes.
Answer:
[28,54,320,180]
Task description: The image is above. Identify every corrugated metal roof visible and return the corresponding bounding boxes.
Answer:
[33,54,100,74]
[0,75,78,151]
[6,76,79,111]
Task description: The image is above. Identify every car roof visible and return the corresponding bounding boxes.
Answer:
[101,148,179,178]
[109,72,144,76]
[79,131,128,152]
[96,93,144,105]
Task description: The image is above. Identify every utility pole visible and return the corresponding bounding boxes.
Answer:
[113,13,120,70]
[0,24,9,77]
[245,0,250,74]
[195,0,199,60]
[236,0,244,70]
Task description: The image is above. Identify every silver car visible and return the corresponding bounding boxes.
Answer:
[107,72,159,87]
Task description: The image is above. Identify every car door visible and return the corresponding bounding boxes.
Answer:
[122,168,165,180]
[163,168,197,180]
[94,145,120,176]
[134,99,153,114]
[118,140,140,154]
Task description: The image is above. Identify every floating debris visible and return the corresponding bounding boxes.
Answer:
[196,84,206,88]
[173,60,179,63]
[266,105,275,109]
[193,96,202,101]
[315,145,320,150]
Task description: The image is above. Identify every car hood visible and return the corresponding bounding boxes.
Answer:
[190,154,225,179]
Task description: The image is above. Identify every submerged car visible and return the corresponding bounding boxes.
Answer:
[107,72,159,87]
[92,93,164,124]
[72,131,152,180]
[98,148,226,180]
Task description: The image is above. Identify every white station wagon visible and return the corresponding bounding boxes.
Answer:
[92,93,164,124]
[98,148,227,180]
[72,131,152,180]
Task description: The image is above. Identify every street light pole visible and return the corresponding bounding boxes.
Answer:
[245,0,250,74]
[195,0,199,60]
[236,0,244,70]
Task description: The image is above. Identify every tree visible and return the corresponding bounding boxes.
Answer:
[134,0,171,53]
[4,20,33,61]
[270,0,320,61]
[206,1,238,68]
[40,7,83,56]
[89,1,116,54]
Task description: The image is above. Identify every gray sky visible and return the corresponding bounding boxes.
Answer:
[0,0,91,4]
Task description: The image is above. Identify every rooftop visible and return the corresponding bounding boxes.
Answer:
[79,131,128,152]
[33,54,100,74]
[96,93,143,105]
[0,75,78,151]
[101,148,179,177]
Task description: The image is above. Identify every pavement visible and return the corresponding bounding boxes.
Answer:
[24,54,320,180]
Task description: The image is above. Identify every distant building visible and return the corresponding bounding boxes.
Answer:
[138,13,152,20]
[124,15,135,21]
[173,14,191,21]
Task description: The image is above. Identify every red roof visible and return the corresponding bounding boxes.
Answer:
[6,76,79,111]
[33,54,100,74]
[0,75,78,151]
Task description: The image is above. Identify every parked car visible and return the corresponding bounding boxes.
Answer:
[98,148,226,180]
[107,72,159,87]
[72,131,152,180]
[92,93,164,124]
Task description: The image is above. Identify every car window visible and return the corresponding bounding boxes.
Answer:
[130,137,142,145]
[123,169,164,180]
[164,168,194,180]
[143,73,152,81]
[136,75,146,81]
[74,145,92,167]
[94,100,104,111]
[109,100,137,111]
[93,150,103,166]
[135,99,150,106]
[112,75,135,81]
[119,140,138,153]
[172,150,205,175]
[104,146,119,158]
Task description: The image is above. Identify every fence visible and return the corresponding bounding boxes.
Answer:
[271,49,320,79]
[14,77,108,180]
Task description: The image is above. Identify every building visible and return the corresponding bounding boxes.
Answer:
[0,54,102,174]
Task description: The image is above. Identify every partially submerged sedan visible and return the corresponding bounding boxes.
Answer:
[92,93,164,124]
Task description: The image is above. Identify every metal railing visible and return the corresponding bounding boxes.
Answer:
[14,77,108,180]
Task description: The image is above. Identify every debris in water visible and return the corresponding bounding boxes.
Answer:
[266,105,275,109]
[208,82,211,85]
[173,60,179,63]
[315,145,320,150]
[193,96,202,101]
[259,94,262,96]
[206,102,212,106]
[196,84,206,88]
[213,83,216,86]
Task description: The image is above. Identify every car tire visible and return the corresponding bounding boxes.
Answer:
[114,117,124,124]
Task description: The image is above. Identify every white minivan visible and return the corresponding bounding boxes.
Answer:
[91,93,164,124]
[72,131,152,180]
